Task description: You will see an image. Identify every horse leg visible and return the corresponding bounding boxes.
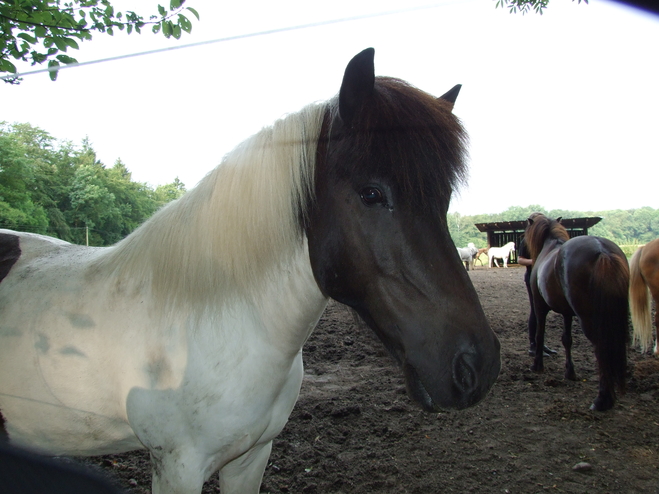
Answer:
[150,447,206,494]
[531,306,550,373]
[581,317,617,412]
[562,314,577,381]
[590,376,616,412]
[219,441,272,494]
[654,303,659,355]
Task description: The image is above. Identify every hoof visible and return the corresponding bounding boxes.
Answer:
[590,396,615,412]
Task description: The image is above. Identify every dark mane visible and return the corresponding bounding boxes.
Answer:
[321,76,468,216]
[525,214,570,259]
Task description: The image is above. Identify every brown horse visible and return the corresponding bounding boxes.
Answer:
[630,238,659,354]
[525,214,629,411]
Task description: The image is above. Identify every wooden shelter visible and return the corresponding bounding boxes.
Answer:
[474,217,602,265]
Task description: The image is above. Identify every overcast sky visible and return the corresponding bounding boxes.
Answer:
[2,0,657,215]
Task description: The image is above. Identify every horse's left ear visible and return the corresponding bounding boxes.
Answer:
[438,84,462,111]
[339,48,375,124]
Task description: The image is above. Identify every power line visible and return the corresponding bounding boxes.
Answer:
[1,2,456,81]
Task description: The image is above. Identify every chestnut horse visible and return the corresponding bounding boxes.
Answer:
[525,214,629,411]
[0,49,500,493]
[630,238,659,354]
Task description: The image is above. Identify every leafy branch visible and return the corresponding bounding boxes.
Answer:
[1,0,199,82]
[494,0,588,15]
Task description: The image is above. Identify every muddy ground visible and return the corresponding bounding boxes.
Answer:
[87,266,659,493]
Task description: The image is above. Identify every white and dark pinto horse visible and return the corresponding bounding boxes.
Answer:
[0,49,501,494]
[457,242,478,271]
[488,241,516,268]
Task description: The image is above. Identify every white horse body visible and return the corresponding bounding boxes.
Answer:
[456,243,478,270]
[0,104,330,493]
[487,241,516,268]
[0,230,327,492]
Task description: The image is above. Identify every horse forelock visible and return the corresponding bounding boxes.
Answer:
[324,77,468,215]
[95,103,326,314]
[525,214,569,259]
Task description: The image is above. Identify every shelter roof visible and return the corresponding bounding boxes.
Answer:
[474,217,602,233]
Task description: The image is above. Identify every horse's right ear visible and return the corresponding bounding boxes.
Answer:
[339,48,375,124]
[439,84,462,112]
[556,217,563,223]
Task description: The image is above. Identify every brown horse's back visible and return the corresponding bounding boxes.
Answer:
[559,236,629,318]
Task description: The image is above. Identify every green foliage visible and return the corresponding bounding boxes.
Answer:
[494,0,587,15]
[448,204,659,251]
[0,1,199,81]
[0,121,186,245]
[3,122,656,250]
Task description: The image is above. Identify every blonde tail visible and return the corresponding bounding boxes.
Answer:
[630,246,653,352]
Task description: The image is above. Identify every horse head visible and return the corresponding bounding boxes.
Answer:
[305,48,500,411]
[525,214,568,260]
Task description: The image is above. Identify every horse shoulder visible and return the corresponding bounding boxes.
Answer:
[125,316,308,476]
[535,250,571,313]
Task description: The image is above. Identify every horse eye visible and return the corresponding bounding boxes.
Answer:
[360,186,385,206]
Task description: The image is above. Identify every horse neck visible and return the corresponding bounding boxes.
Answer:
[539,237,565,259]
[95,103,327,317]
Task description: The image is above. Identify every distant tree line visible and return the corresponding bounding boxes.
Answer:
[0,122,185,246]
[449,204,659,251]
[3,121,657,250]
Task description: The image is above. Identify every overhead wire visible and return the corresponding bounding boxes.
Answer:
[1,1,459,82]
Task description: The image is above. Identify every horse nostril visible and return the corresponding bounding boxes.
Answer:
[452,351,478,395]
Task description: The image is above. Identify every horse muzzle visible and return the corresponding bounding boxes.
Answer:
[404,333,501,411]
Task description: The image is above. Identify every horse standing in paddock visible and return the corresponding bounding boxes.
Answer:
[457,242,478,270]
[525,214,629,411]
[0,49,501,494]
[629,238,659,354]
[474,247,490,266]
[488,241,515,268]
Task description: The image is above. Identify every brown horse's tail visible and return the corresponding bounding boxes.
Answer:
[629,246,653,353]
[591,251,630,394]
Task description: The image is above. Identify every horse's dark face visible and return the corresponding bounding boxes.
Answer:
[305,49,500,411]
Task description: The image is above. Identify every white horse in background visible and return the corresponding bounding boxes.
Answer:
[457,243,478,271]
[488,242,516,268]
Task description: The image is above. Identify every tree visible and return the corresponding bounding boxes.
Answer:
[1,0,199,81]
[0,129,49,231]
[154,177,186,204]
[1,122,188,245]
[495,0,588,15]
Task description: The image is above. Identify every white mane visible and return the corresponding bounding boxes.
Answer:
[94,102,327,314]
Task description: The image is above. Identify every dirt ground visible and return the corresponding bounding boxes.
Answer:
[86,266,659,493]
